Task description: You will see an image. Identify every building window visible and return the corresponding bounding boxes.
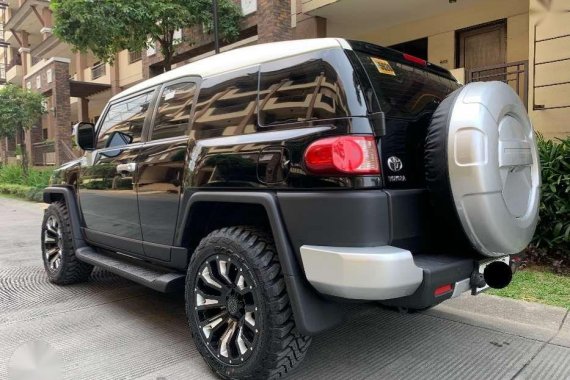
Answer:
[91,62,106,80]
[129,51,142,64]
[151,81,197,140]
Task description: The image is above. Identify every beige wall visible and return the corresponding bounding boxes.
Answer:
[528,0,570,139]
[345,0,529,70]
[118,50,143,88]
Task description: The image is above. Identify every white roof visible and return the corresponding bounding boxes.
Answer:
[112,38,351,101]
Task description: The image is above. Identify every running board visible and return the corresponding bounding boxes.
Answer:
[75,247,185,292]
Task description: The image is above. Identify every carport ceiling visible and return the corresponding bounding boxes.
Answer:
[308,0,480,35]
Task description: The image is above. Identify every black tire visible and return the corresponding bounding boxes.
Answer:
[41,201,93,284]
[424,88,474,252]
[185,226,311,379]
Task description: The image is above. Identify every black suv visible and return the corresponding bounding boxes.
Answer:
[42,38,540,379]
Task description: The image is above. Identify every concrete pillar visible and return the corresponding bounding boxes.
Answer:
[110,54,120,95]
[40,7,53,41]
[294,15,327,39]
[75,52,86,81]
[41,7,52,28]
[78,98,89,122]
[52,61,72,165]
[24,124,43,166]
[258,0,293,43]
[18,30,30,76]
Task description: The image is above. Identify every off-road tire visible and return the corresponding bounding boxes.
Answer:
[186,226,312,379]
[41,201,93,284]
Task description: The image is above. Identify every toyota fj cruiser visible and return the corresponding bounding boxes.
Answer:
[41,38,540,379]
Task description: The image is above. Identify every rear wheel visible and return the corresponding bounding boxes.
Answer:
[186,226,311,379]
[41,201,93,284]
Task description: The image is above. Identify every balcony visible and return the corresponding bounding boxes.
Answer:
[5,56,22,83]
[91,62,106,80]
[129,50,142,64]
[4,0,50,34]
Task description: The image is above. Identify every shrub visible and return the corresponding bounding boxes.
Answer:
[0,164,52,188]
[0,183,44,202]
[530,134,570,265]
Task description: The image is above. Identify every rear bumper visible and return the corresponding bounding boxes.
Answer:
[300,245,477,306]
[300,245,423,300]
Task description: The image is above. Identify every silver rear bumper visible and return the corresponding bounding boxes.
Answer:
[300,245,424,300]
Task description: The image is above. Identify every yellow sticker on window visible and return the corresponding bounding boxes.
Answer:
[371,57,396,76]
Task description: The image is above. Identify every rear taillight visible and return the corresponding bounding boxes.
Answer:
[304,135,380,175]
[403,53,427,66]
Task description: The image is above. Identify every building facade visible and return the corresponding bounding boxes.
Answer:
[0,0,568,166]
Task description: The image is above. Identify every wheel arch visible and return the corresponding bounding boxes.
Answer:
[177,192,346,335]
[43,186,87,249]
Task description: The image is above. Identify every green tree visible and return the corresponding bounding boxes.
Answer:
[51,0,242,72]
[0,85,45,175]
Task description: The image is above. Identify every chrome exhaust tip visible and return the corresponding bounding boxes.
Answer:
[483,261,513,289]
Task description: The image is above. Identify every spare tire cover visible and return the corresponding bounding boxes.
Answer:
[425,81,540,257]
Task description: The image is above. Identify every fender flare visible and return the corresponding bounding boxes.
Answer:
[43,186,87,249]
[180,191,345,335]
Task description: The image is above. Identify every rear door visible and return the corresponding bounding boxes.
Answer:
[350,44,460,188]
[137,79,198,261]
[78,89,157,254]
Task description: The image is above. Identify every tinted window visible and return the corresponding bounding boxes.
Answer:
[192,68,258,139]
[259,57,349,126]
[97,91,154,148]
[354,51,458,119]
[151,81,197,140]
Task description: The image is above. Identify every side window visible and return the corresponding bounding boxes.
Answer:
[151,81,197,140]
[259,55,349,126]
[97,90,154,149]
[192,67,258,139]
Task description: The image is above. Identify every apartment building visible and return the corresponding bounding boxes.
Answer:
[0,0,568,166]
[0,0,144,165]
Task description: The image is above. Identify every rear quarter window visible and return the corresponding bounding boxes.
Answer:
[258,53,351,126]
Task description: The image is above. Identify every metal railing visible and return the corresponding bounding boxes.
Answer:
[32,140,55,166]
[91,62,106,79]
[129,50,142,64]
[6,55,22,71]
[467,61,529,108]
[532,25,570,111]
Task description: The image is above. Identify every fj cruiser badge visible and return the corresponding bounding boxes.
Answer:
[387,156,403,172]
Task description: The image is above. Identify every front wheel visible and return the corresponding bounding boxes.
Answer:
[186,226,311,379]
[41,201,93,284]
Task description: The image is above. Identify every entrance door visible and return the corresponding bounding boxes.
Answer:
[457,21,506,70]
[78,89,157,255]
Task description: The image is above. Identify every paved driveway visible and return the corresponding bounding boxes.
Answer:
[0,196,569,379]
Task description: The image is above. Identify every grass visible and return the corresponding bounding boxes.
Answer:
[0,165,52,202]
[489,267,570,309]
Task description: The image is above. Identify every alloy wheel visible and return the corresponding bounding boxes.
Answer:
[43,215,63,272]
[193,254,259,365]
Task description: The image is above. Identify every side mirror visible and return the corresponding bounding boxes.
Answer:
[75,122,95,150]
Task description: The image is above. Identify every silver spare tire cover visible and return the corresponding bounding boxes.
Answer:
[426,81,540,257]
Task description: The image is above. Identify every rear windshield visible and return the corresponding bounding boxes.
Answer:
[355,51,459,119]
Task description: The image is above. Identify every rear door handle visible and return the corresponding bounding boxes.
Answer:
[117,163,137,175]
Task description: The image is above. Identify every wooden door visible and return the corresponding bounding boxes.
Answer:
[457,21,506,70]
